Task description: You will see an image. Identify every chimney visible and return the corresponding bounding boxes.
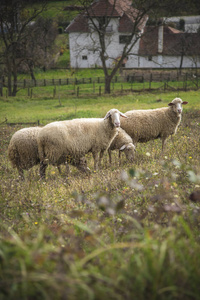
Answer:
[158,24,164,54]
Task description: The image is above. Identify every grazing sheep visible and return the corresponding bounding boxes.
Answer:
[8,127,41,180]
[106,128,136,164]
[37,108,127,179]
[8,127,88,180]
[120,98,188,152]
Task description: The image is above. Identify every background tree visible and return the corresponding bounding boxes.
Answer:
[74,0,186,94]
[0,0,48,96]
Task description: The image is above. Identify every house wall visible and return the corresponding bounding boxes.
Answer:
[68,18,140,68]
[138,55,200,68]
[68,17,200,69]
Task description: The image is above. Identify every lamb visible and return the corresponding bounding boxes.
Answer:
[120,98,188,152]
[37,108,127,179]
[8,127,88,180]
[106,128,136,164]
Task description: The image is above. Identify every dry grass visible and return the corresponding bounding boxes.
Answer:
[0,109,200,299]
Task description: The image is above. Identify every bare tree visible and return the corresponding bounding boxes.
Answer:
[67,0,181,94]
[0,0,47,96]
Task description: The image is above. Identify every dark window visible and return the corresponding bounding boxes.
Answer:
[82,56,87,60]
[148,55,152,61]
[119,35,131,44]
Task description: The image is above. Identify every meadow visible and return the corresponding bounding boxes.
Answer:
[0,89,200,299]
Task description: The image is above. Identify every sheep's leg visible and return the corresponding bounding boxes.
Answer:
[99,150,105,168]
[161,138,167,153]
[17,167,24,181]
[118,150,122,166]
[92,152,99,171]
[57,165,62,174]
[39,161,47,179]
[108,149,112,164]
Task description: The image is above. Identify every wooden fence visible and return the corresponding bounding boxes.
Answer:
[0,72,199,97]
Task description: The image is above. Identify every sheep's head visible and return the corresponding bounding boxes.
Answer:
[120,143,135,162]
[104,109,128,127]
[76,157,90,173]
[168,98,188,115]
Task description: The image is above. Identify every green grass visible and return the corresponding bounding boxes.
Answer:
[0,90,199,124]
[0,90,200,299]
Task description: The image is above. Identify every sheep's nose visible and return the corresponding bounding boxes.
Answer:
[115,122,120,127]
[177,109,182,114]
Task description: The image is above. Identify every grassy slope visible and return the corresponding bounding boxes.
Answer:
[0,89,200,299]
[0,90,199,123]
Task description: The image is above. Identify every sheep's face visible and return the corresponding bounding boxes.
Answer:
[104,109,128,127]
[168,98,188,115]
[120,143,135,162]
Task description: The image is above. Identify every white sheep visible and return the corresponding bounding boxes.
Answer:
[106,128,136,164]
[8,127,88,180]
[37,108,127,179]
[120,98,188,151]
[8,127,41,180]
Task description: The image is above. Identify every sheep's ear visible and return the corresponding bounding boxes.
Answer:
[119,145,126,151]
[168,103,175,106]
[182,101,188,105]
[120,112,128,118]
[104,111,111,120]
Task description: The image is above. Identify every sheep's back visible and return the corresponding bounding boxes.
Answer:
[37,118,109,162]
[110,128,132,150]
[121,108,172,142]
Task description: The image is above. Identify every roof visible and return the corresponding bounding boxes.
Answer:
[65,0,148,33]
[139,26,200,56]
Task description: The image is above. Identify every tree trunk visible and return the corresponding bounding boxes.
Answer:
[12,63,18,96]
[104,75,112,94]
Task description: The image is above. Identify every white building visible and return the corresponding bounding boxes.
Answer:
[65,0,200,69]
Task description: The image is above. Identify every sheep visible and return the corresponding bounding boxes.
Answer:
[8,127,41,180]
[120,98,188,152]
[106,128,136,164]
[37,108,128,179]
[8,127,88,180]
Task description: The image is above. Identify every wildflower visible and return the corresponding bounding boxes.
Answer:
[35,222,38,225]
[146,152,150,157]
[189,156,192,159]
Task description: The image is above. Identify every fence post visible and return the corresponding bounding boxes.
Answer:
[99,86,101,96]
[149,73,152,89]
[53,87,56,98]
[30,89,33,98]
[6,89,8,98]
[23,79,26,88]
[28,87,30,96]
[77,86,79,97]
[93,82,95,93]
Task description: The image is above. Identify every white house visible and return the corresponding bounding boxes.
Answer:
[65,0,200,69]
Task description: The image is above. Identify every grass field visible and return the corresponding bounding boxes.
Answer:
[0,90,200,299]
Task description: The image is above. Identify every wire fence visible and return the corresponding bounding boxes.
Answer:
[0,72,199,97]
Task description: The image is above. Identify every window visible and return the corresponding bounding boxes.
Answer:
[119,35,132,44]
[82,56,87,60]
[148,55,152,61]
